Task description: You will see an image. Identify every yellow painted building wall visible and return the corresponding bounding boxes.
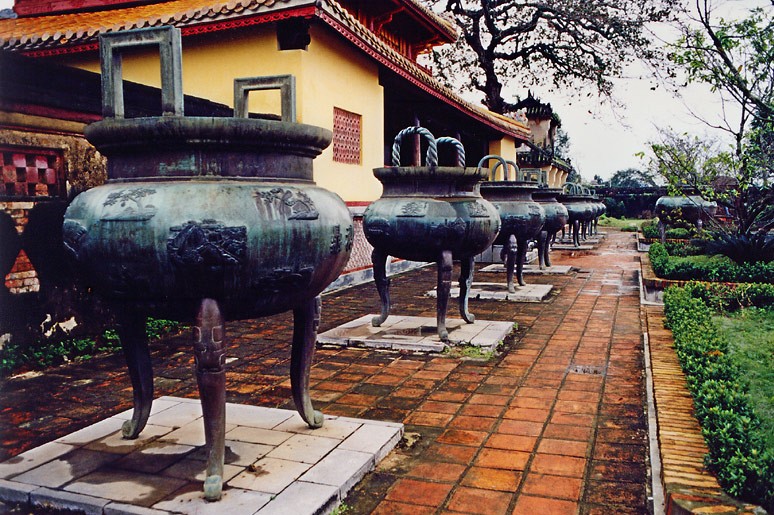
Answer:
[53,24,385,202]
[487,137,516,180]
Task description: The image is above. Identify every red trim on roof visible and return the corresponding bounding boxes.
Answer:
[319,10,527,142]
[20,5,317,57]
[1,102,102,123]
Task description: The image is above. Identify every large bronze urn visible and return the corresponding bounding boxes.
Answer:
[479,156,545,291]
[655,194,717,241]
[62,27,352,501]
[532,186,568,268]
[560,183,595,247]
[363,127,500,340]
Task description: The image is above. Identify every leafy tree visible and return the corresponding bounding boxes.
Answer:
[656,1,774,264]
[424,0,679,113]
[609,168,658,188]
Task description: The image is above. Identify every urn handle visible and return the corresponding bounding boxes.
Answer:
[391,126,438,167]
[563,182,581,195]
[233,75,296,123]
[436,137,466,167]
[477,154,512,181]
[98,26,184,119]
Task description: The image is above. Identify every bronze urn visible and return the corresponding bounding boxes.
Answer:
[62,27,352,500]
[363,127,500,340]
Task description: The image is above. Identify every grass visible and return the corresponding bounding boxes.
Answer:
[597,215,652,231]
[714,307,774,450]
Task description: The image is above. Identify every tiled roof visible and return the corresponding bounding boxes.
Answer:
[0,0,294,50]
[0,0,530,140]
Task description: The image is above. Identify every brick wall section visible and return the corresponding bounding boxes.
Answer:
[1,200,40,294]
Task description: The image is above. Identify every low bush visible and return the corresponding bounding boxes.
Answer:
[641,220,660,239]
[649,243,774,283]
[663,286,773,509]
[665,227,692,239]
[0,318,185,378]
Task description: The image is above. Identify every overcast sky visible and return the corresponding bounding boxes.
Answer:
[2,0,768,180]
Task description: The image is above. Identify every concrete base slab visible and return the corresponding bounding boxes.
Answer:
[318,314,515,353]
[480,264,572,275]
[0,397,403,515]
[551,243,595,250]
[427,282,553,302]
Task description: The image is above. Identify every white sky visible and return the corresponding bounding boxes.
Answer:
[1,0,767,180]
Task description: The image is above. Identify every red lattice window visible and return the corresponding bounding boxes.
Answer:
[1,147,64,198]
[333,107,362,165]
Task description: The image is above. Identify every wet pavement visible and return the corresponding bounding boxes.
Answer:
[1,229,650,514]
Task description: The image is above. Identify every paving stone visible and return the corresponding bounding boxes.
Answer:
[0,441,75,480]
[105,502,171,515]
[13,448,119,487]
[55,417,125,446]
[114,441,195,474]
[273,414,362,440]
[338,424,403,463]
[427,283,553,302]
[114,398,185,422]
[480,264,572,275]
[0,479,37,503]
[266,433,341,464]
[224,403,296,429]
[30,487,110,515]
[158,419,236,447]
[64,469,186,507]
[254,481,339,515]
[153,483,272,514]
[225,425,293,446]
[144,402,203,428]
[85,424,174,455]
[159,457,243,483]
[228,457,311,494]
[299,448,373,496]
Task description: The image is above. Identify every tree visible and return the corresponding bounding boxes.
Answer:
[425,0,679,113]
[609,168,658,188]
[659,1,774,263]
[646,128,773,262]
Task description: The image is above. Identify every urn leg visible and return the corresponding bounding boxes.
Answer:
[545,231,554,268]
[371,248,391,327]
[573,220,581,247]
[194,299,226,502]
[505,234,517,294]
[581,221,587,240]
[516,237,528,287]
[658,220,666,244]
[537,230,548,270]
[436,250,452,341]
[459,256,475,324]
[291,295,324,429]
[117,311,153,439]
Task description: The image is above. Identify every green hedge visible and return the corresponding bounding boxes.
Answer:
[649,243,774,283]
[663,286,773,509]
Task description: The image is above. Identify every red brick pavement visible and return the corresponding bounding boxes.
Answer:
[1,230,652,514]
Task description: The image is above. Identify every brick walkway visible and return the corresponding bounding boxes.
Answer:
[1,230,651,514]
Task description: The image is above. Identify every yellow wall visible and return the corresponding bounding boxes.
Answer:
[487,137,516,180]
[54,24,385,202]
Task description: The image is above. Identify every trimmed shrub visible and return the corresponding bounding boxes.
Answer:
[663,286,773,509]
[649,243,774,283]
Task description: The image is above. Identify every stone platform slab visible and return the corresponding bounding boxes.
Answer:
[0,396,402,515]
[317,314,515,353]
[426,282,553,302]
[551,243,595,250]
[480,263,572,275]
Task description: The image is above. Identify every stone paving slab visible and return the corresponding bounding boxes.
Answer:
[0,396,403,515]
[550,243,595,250]
[480,263,573,274]
[318,314,515,353]
[426,282,553,302]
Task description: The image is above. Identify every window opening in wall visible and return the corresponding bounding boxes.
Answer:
[333,107,362,165]
[0,147,65,199]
